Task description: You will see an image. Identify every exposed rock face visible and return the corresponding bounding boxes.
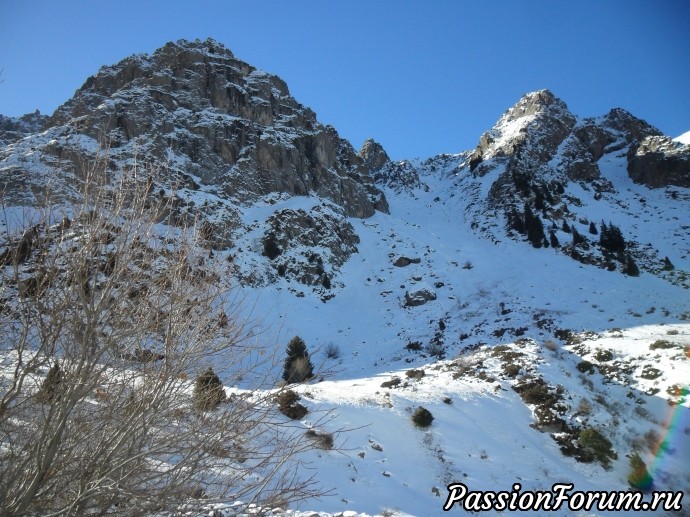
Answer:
[555,109,661,184]
[627,136,690,188]
[372,160,423,192]
[469,90,577,176]
[0,111,48,146]
[260,204,360,287]
[1,38,388,218]
[359,138,423,192]
[359,138,390,172]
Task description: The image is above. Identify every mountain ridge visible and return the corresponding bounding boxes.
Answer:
[1,38,689,516]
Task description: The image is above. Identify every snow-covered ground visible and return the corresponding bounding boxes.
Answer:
[1,118,688,516]
[218,158,690,516]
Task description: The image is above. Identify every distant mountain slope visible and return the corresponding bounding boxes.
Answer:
[675,130,690,145]
[375,90,690,286]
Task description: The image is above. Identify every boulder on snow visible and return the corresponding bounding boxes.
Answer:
[393,256,421,267]
[404,285,436,307]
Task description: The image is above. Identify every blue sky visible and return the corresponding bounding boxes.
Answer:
[1,1,688,160]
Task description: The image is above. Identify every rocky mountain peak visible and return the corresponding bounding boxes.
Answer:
[358,138,390,172]
[49,38,291,126]
[469,89,576,173]
[500,89,564,123]
[3,38,388,219]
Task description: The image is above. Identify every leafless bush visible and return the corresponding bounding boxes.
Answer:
[0,163,323,514]
[324,342,340,360]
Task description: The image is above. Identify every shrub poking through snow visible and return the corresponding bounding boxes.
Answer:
[275,389,308,420]
[576,360,595,374]
[305,429,334,450]
[578,428,617,468]
[324,342,340,359]
[381,377,402,389]
[405,369,425,380]
[628,453,653,490]
[194,367,226,410]
[412,406,434,427]
[282,336,314,383]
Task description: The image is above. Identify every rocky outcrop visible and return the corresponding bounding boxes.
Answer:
[404,285,436,307]
[260,204,360,287]
[393,256,421,267]
[1,39,388,218]
[0,111,48,146]
[359,138,390,172]
[627,136,690,188]
[554,109,661,184]
[469,90,577,176]
[359,138,423,192]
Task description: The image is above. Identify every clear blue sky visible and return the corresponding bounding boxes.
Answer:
[1,1,689,160]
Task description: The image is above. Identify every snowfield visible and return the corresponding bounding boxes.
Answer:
[216,158,690,516]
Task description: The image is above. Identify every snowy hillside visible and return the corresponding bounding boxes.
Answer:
[675,131,690,145]
[225,164,689,516]
[0,40,689,516]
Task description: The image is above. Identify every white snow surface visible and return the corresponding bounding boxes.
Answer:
[2,131,689,517]
[213,162,690,516]
[673,130,690,145]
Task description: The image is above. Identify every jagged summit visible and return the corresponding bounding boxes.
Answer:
[499,89,565,123]
[50,38,289,127]
[2,38,388,218]
[358,138,390,172]
[468,89,576,171]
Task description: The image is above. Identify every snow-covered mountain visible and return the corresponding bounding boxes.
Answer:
[1,39,689,516]
[675,130,690,146]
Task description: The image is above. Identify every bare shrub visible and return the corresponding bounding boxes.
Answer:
[305,429,334,450]
[324,341,341,360]
[0,165,323,514]
[405,368,425,380]
[543,340,558,352]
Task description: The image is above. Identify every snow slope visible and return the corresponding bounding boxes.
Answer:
[215,160,690,516]
[674,131,690,145]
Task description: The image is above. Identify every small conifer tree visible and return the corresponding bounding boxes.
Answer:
[549,230,560,248]
[628,453,653,490]
[411,406,434,427]
[36,362,63,403]
[571,227,586,247]
[624,253,640,277]
[524,203,545,248]
[600,221,626,255]
[262,234,281,260]
[283,336,314,383]
[194,367,226,410]
[662,256,674,271]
